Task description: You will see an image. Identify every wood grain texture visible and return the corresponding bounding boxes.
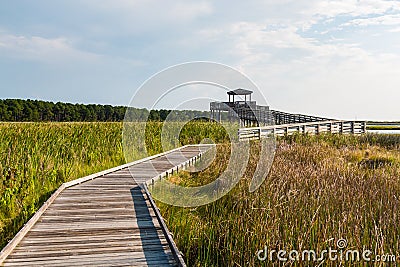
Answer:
[1,145,211,267]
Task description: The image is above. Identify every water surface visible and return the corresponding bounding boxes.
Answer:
[367,129,400,134]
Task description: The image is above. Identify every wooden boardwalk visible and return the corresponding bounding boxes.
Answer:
[239,120,367,140]
[0,145,210,266]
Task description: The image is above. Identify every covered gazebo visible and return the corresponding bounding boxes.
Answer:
[227,88,253,103]
[209,88,272,127]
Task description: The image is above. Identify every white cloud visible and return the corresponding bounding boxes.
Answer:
[240,46,400,121]
[1,1,400,119]
[305,0,400,18]
[185,17,399,120]
[0,33,99,63]
[82,0,213,23]
[218,21,369,63]
[294,0,400,31]
[342,14,400,27]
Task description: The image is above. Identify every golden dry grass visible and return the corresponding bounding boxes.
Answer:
[158,134,400,266]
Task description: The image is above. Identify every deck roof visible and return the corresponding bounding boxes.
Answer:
[227,88,253,95]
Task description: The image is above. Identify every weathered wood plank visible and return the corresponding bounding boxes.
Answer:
[1,145,211,266]
[3,255,177,267]
[4,252,177,266]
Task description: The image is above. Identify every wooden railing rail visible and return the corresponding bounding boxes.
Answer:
[238,120,367,140]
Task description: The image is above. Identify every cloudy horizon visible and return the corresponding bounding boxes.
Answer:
[1,1,400,120]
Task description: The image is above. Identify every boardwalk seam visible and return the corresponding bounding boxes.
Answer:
[0,145,207,265]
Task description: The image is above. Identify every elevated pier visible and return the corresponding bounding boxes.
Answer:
[210,88,367,140]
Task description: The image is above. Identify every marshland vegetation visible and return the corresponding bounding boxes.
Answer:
[0,121,399,267]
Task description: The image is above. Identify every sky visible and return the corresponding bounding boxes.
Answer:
[0,0,399,120]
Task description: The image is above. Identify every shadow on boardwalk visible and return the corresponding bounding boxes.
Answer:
[131,186,173,266]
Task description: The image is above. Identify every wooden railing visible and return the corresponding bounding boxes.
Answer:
[0,145,211,266]
[145,145,209,187]
[270,110,332,125]
[238,120,367,140]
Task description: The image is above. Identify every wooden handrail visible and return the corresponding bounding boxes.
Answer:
[238,120,367,140]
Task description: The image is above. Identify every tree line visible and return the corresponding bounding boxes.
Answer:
[0,99,210,122]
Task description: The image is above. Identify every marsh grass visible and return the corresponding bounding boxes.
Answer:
[0,121,229,249]
[0,122,128,248]
[157,133,400,266]
[2,120,399,266]
[367,125,400,130]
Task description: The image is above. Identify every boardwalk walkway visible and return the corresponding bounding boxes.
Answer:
[0,145,210,266]
[239,120,367,140]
